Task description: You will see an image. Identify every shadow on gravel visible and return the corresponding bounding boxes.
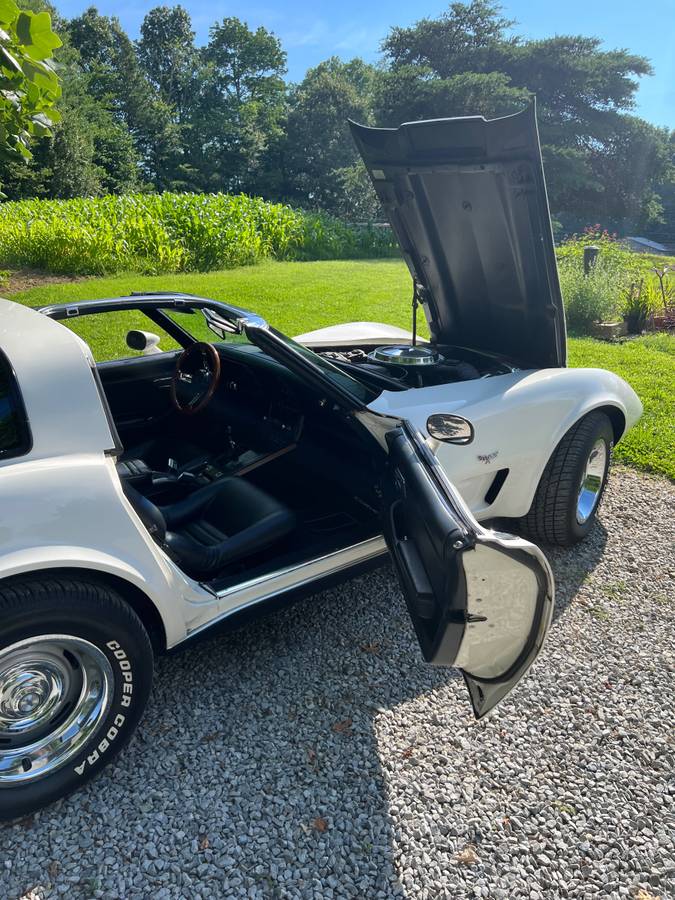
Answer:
[544,519,609,622]
[2,566,427,897]
[1,523,608,898]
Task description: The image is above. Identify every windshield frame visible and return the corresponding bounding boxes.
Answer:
[39,292,378,409]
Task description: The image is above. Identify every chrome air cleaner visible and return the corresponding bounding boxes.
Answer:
[367,345,444,366]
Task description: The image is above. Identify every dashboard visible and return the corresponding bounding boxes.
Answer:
[204,345,309,451]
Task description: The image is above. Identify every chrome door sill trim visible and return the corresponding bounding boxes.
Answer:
[184,534,388,641]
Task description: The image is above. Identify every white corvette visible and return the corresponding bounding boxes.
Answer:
[0,108,640,819]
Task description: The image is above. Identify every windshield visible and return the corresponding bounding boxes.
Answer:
[163,308,251,345]
[262,327,379,404]
[163,306,378,405]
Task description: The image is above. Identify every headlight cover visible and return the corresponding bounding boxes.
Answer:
[426,413,474,444]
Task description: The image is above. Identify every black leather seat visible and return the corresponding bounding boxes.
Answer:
[123,478,295,578]
[116,457,152,487]
[120,438,207,473]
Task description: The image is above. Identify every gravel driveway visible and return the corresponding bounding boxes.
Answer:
[1,466,673,900]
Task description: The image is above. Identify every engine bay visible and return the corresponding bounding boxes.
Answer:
[318,343,514,389]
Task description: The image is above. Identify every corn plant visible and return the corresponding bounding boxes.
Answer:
[0,193,397,275]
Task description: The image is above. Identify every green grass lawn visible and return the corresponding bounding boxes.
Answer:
[567,337,674,478]
[8,259,674,479]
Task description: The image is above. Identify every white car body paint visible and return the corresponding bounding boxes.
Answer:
[296,322,428,347]
[298,322,643,520]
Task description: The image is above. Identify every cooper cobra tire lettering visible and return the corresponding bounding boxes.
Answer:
[0,578,154,822]
[74,641,134,776]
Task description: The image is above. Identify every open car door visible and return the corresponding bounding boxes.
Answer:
[382,422,554,719]
[235,317,553,719]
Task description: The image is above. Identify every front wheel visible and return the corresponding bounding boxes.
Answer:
[519,411,614,546]
[0,576,153,821]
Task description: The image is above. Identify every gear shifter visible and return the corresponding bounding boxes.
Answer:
[225,426,237,456]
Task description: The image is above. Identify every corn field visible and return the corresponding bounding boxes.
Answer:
[0,193,398,275]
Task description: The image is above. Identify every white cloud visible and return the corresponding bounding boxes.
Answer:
[334,24,382,52]
[283,19,329,48]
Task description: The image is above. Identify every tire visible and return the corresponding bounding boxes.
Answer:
[519,411,614,547]
[0,575,153,821]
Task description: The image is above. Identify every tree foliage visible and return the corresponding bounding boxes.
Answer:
[280,58,376,213]
[186,18,287,192]
[0,0,61,190]
[0,0,673,237]
[382,0,515,75]
[377,1,672,230]
[138,5,195,118]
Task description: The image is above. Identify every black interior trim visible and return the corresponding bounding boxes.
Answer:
[145,308,195,347]
[89,363,123,456]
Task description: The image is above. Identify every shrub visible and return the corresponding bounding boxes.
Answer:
[0,192,398,275]
[556,234,675,335]
[622,280,653,334]
[558,259,628,333]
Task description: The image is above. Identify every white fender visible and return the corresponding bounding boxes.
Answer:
[368,367,642,519]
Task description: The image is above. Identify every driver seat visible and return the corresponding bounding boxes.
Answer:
[122,477,295,579]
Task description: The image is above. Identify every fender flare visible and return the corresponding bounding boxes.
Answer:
[518,400,625,506]
[494,371,641,518]
[0,547,183,649]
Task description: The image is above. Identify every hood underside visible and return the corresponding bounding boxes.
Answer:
[350,105,566,369]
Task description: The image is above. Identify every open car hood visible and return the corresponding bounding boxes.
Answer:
[350,105,566,369]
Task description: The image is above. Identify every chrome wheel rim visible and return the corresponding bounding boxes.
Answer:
[576,439,608,524]
[0,636,114,785]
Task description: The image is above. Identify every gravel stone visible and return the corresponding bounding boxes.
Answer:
[0,466,673,899]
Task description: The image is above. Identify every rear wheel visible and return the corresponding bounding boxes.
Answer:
[0,576,153,821]
[519,411,614,546]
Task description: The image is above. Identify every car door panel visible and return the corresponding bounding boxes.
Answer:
[97,352,179,444]
[385,431,469,661]
[456,537,552,717]
[383,423,554,719]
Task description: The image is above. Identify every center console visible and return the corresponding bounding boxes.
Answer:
[117,397,304,502]
[117,439,297,504]
[186,442,296,485]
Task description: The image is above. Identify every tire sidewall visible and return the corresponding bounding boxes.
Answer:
[566,418,614,542]
[0,594,152,821]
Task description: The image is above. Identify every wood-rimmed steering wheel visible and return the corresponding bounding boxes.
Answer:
[170,342,221,415]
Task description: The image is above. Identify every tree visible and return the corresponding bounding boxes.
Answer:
[0,3,140,199]
[382,0,514,76]
[137,5,196,120]
[646,132,675,241]
[67,7,182,189]
[187,17,286,192]
[374,67,527,126]
[582,115,673,231]
[377,0,670,229]
[0,0,61,192]
[279,57,377,212]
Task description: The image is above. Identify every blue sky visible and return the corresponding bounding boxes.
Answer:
[57,0,675,128]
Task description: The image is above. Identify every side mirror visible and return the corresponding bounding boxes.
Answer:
[126,330,162,355]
